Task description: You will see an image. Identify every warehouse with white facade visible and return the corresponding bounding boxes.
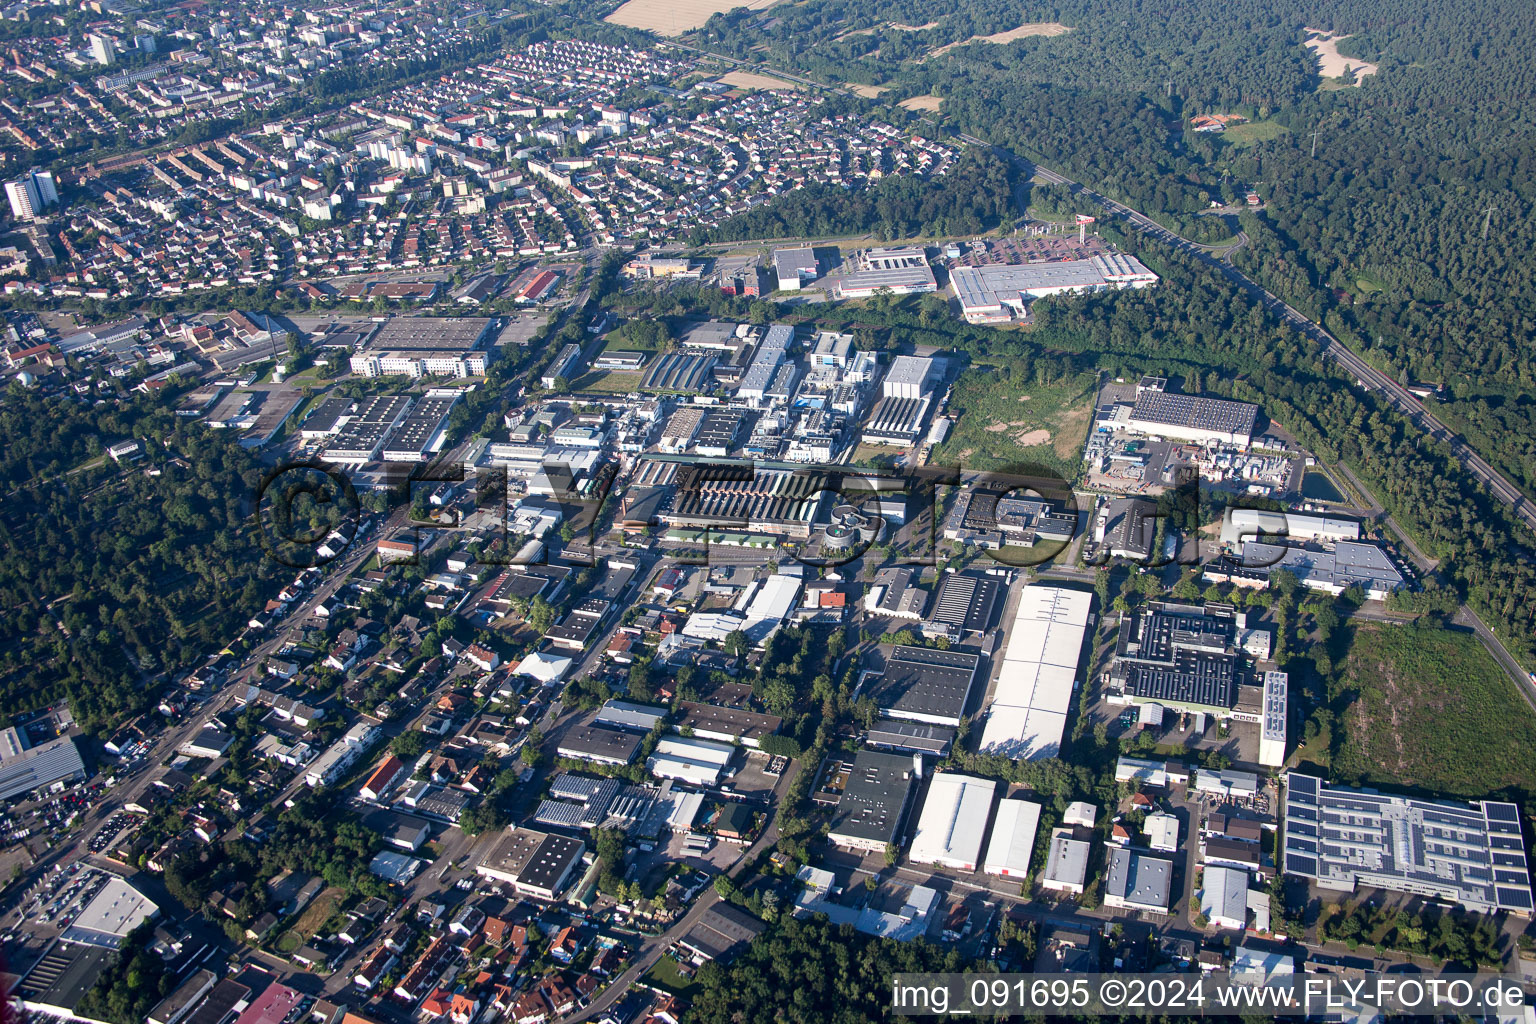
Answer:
[982,797,1043,878]
[979,586,1091,760]
[646,736,735,786]
[908,773,997,872]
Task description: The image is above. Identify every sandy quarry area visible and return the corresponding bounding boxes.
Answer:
[717,70,804,91]
[605,0,782,35]
[931,22,1071,56]
[1304,29,1378,83]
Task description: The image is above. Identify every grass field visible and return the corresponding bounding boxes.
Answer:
[645,956,701,999]
[292,886,347,938]
[1220,121,1288,148]
[899,95,943,112]
[571,371,644,394]
[932,369,1096,477]
[605,0,781,35]
[1326,625,1536,797]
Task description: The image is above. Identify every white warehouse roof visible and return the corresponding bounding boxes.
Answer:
[980,586,1091,759]
[983,798,1043,878]
[909,773,997,871]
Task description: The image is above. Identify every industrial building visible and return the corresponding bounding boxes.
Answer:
[909,773,997,871]
[594,700,668,733]
[646,735,735,786]
[1041,829,1091,894]
[826,750,920,853]
[381,391,461,462]
[773,245,818,290]
[1229,541,1407,601]
[556,720,644,766]
[863,721,956,757]
[535,774,651,833]
[320,394,415,464]
[673,702,782,748]
[942,489,1077,550]
[1259,670,1288,768]
[861,645,982,728]
[979,586,1091,760]
[1219,508,1361,548]
[925,573,1003,635]
[950,254,1158,321]
[983,798,1043,878]
[1109,604,1283,751]
[476,828,586,900]
[832,247,937,299]
[1103,846,1174,914]
[1282,773,1533,915]
[0,735,86,803]
[542,343,584,389]
[642,351,716,393]
[60,876,159,948]
[736,324,793,406]
[1097,379,1260,448]
[677,903,765,964]
[649,461,828,540]
[348,317,495,378]
[1201,865,1251,930]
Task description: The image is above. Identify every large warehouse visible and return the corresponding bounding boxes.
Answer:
[1283,773,1532,915]
[909,773,997,872]
[979,587,1091,760]
[982,797,1044,878]
[950,254,1159,321]
[348,317,495,378]
[646,736,735,786]
[861,645,983,727]
[0,735,86,803]
[1098,384,1260,448]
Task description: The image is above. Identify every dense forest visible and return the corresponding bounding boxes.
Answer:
[696,0,1536,492]
[688,915,974,1024]
[0,386,286,732]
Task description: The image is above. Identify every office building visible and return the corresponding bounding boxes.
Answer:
[349,318,495,378]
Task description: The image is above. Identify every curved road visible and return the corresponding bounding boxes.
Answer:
[963,138,1536,532]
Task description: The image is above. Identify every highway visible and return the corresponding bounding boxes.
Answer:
[958,135,1536,533]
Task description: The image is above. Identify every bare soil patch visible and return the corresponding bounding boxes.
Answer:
[899,94,943,112]
[931,23,1071,56]
[1303,30,1378,83]
[717,70,804,91]
[606,0,783,35]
